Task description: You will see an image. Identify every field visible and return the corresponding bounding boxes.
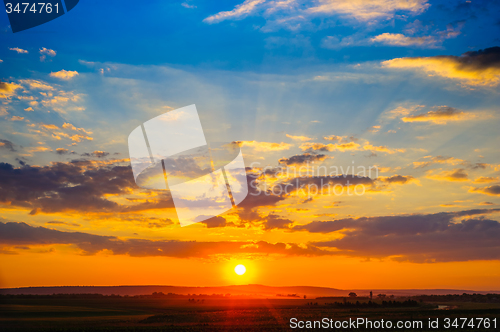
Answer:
[1,296,499,331]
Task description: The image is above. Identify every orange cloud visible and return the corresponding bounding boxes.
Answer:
[470,185,500,196]
[474,177,499,184]
[382,47,500,87]
[427,168,469,182]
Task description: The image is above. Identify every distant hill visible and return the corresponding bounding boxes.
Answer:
[1,284,498,298]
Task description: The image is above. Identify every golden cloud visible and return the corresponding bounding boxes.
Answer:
[426,168,469,182]
[50,70,79,80]
[363,144,405,154]
[469,185,500,196]
[474,177,499,184]
[235,140,293,152]
[382,47,500,87]
[0,82,23,99]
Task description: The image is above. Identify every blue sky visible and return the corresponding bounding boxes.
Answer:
[1,0,500,73]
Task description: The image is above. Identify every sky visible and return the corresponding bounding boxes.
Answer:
[1,0,500,290]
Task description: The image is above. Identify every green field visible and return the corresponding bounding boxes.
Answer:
[1,296,499,331]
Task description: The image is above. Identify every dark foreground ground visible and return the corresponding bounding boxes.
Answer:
[0,296,499,331]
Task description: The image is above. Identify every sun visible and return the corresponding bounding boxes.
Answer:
[234,264,246,275]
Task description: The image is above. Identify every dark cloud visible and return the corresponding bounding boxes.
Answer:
[0,161,174,214]
[56,148,69,155]
[263,214,294,230]
[201,216,228,228]
[0,139,16,152]
[378,175,415,184]
[81,151,110,158]
[279,153,327,166]
[471,185,500,196]
[291,208,500,262]
[458,46,500,69]
[0,221,328,258]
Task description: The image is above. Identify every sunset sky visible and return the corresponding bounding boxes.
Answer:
[1,0,500,290]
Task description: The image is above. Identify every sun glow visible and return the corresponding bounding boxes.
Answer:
[234,264,246,275]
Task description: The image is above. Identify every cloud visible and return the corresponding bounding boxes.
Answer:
[323,135,356,143]
[46,221,80,227]
[200,216,228,228]
[278,153,328,166]
[401,106,477,124]
[291,208,500,262]
[286,134,312,141]
[204,0,266,23]
[378,175,416,185]
[470,185,500,197]
[362,144,405,154]
[235,140,292,152]
[382,46,500,87]
[24,107,34,112]
[474,177,499,184]
[300,142,361,152]
[263,214,294,230]
[181,2,197,9]
[0,139,16,152]
[50,70,79,80]
[0,161,146,215]
[0,81,23,99]
[0,221,329,259]
[301,139,403,154]
[9,47,28,54]
[9,116,24,121]
[426,168,469,182]
[19,79,55,91]
[204,0,430,29]
[81,151,110,158]
[371,33,438,48]
[413,155,464,168]
[33,122,93,142]
[39,48,56,62]
[306,0,429,22]
[39,48,56,56]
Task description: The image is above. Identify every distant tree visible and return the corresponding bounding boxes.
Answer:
[377,294,386,299]
[304,295,307,299]
[349,292,357,298]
